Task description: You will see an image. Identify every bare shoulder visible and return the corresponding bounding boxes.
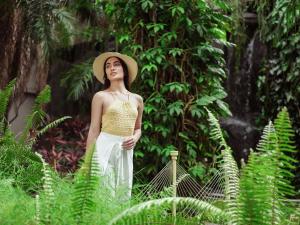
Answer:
[93,91,108,102]
[131,92,143,103]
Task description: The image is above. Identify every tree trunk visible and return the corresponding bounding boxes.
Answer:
[0,2,49,130]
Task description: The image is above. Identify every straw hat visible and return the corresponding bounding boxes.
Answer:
[93,52,138,84]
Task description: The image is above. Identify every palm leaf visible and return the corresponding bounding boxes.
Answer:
[60,59,94,101]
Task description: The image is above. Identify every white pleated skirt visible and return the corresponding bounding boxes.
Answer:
[94,132,134,201]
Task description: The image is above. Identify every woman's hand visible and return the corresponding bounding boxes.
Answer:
[122,136,138,150]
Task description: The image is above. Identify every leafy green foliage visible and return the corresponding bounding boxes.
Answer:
[18,0,75,58]
[0,179,36,224]
[207,108,239,224]
[207,107,298,225]
[0,106,299,224]
[238,107,297,225]
[28,115,72,147]
[19,85,51,143]
[273,107,297,197]
[0,78,16,134]
[239,122,281,225]
[35,153,55,223]
[0,142,43,192]
[256,0,300,147]
[71,143,99,224]
[60,59,94,101]
[109,197,228,225]
[98,0,232,181]
[0,82,71,192]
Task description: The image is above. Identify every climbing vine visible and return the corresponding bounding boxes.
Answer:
[256,0,300,139]
[96,0,232,182]
[256,0,300,192]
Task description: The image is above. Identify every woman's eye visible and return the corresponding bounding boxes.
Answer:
[114,62,121,66]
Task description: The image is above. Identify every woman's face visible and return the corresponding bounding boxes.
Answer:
[105,57,124,82]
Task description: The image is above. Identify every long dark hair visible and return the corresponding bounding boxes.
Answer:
[103,57,130,90]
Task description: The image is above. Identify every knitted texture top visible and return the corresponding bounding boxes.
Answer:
[101,99,138,137]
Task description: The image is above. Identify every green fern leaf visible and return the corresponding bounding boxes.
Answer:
[71,143,100,224]
[206,108,239,224]
[109,197,228,225]
[35,152,55,224]
[0,79,16,134]
[273,107,297,197]
[19,85,51,143]
[27,116,72,146]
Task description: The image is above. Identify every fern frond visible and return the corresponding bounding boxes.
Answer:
[32,85,51,110]
[35,194,41,224]
[271,107,297,201]
[221,147,240,225]
[35,152,55,224]
[0,79,16,134]
[27,116,72,146]
[238,150,281,225]
[206,108,239,224]
[19,85,51,143]
[206,108,227,148]
[238,107,298,225]
[35,152,55,223]
[71,143,100,224]
[256,121,276,154]
[109,197,228,225]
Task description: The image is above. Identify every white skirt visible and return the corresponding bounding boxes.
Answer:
[94,132,134,200]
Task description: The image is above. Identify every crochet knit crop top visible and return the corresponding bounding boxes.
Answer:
[101,95,138,137]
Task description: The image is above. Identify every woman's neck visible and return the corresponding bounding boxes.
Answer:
[107,80,128,93]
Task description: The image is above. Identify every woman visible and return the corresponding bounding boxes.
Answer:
[86,52,144,200]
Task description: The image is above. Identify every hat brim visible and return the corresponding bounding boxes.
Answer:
[93,52,138,84]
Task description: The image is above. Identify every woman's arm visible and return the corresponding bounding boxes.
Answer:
[86,92,104,152]
[122,94,144,150]
[133,95,144,141]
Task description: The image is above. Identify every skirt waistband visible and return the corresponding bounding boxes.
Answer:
[98,131,127,141]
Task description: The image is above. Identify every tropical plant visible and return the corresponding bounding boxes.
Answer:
[109,197,228,225]
[255,0,300,194]
[0,81,71,192]
[210,107,298,225]
[60,59,95,101]
[95,0,233,183]
[0,179,36,224]
[71,143,100,225]
[255,1,300,145]
[17,0,76,59]
[106,107,298,225]
[206,108,240,224]
[0,79,16,135]
[0,106,299,224]
[237,108,297,225]
[34,117,89,174]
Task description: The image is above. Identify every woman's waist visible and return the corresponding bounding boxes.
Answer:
[99,130,133,139]
[101,124,134,137]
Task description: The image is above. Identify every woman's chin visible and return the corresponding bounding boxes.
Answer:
[109,77,124,82]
